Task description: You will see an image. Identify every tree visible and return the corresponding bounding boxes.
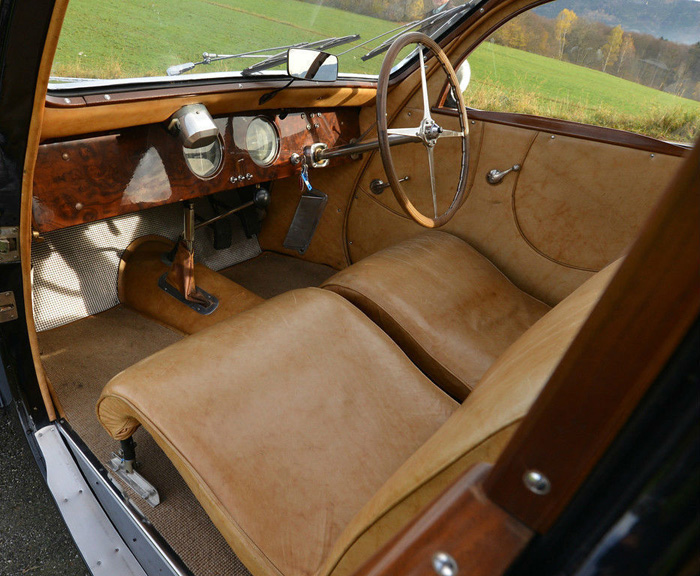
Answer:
[616,33,636,76]
[555,9,578,60]
[602,25,623,73]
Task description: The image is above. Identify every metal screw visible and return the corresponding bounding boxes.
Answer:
[301,113,305,119]
[246,173,253,180]
[290,153,301,165]
[314,123,319,128]
[407,111,412,117]
[306,124,312,130]
[229,176,236,183]
[64,98,71,104]
[471,120,475,125]
[104,94,111,101]
[348,240,353,245]
[550,135,556,139]
[523,470,551,495]
[432,552,458,576]
[75,203,84,211]
[650,154,655,158]
[62,153,69,161]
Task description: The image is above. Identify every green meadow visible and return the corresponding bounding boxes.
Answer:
[52,0,699,142]
[466,42,699,142]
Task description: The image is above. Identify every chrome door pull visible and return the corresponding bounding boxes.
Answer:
[486,164,520,185]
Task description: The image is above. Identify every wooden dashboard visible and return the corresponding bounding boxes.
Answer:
[32,108,360,232]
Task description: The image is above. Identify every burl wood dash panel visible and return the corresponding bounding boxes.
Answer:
[33,109,360,232]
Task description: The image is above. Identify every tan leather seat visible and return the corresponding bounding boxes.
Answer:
[322,232,550,400]
[97,264,616,576]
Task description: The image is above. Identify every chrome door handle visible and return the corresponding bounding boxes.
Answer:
[486,164,521,185]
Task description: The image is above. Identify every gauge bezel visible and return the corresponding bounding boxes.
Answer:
[246,116,280,168]
[182,134,224,180]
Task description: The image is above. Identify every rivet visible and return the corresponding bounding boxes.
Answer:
[550,135,556,139]
[480,7,484,12]
[470,120,475,125]
[75,203,84,211]
[432,552,458,576]
[650,153,655,158]
[96,561,102,566]
[104,94,111,101]
[114,548,119,553]
[61,153,69,161]
[523,470,551,495]
[78,490,83,494]
[407,111,412,117]
[348,240,353,245]
[301,113,305,119]
[314,123,319,129]
[306,124,312,131]
[230,176,236,184]
[246,173,253,180]
[63,98,71,104]
[63,498,68,503]
[337,208,341,213]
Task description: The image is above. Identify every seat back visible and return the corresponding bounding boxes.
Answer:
[319,261,619,576]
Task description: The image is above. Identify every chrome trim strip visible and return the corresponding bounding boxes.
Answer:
[57,423,192,576]
[35,425,147,576]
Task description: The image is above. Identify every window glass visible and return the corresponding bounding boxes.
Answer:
[462,1,700,143]
[50,0,473,88]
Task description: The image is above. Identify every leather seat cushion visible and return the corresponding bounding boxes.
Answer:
[323,232,551,400]
[97,288,457,576]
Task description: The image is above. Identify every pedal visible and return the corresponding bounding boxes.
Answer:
[108,454,160,507]
[283,187,328,254]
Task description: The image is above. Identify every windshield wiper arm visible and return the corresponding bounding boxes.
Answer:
[241,34,359,75]
[166,35,359,77]
[359,1,476,62]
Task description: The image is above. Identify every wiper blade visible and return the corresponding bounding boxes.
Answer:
[359,1,476,62]
[166,35,359,77]
[241,34,360,75]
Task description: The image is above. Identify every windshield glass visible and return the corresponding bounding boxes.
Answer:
[49,0,476,88]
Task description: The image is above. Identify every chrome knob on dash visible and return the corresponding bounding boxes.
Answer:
[369,176,410,195]
[486,164,521,185]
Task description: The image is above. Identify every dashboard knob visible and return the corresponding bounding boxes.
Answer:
[254,188,271,209]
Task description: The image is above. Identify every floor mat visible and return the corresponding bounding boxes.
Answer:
[39,306,251,576]
[220,251,337,299]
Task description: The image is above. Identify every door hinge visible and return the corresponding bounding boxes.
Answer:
[0,291,18,322]
[0,227,19,263]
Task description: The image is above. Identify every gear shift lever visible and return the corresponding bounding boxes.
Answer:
[159,201,219,314]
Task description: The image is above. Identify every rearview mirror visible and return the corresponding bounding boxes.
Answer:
[287,48,338,82]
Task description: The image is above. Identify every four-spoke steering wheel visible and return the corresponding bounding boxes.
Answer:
[376,32,470,228]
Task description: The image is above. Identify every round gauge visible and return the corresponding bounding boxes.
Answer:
[246,117,279,167]
[183,137,223,179]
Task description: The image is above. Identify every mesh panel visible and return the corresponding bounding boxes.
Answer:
[32,201,261,332]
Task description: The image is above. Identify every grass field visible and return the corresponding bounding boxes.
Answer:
[51,0,395,78]
[52,0,699,142]
[466,42,699,142]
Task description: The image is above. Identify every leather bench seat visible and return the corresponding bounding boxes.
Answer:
[322,232,551,401]
[97,265,617,576]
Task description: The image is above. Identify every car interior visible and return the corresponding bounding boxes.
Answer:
[18,0,697,575]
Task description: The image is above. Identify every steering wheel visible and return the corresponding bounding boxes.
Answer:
[376,32,470,228]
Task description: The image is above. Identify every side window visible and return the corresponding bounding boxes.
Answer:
[459,1,700,144]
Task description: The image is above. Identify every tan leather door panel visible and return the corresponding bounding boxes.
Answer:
[346,116,683,305]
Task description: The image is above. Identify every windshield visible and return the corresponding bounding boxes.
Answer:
[49,0,476,89]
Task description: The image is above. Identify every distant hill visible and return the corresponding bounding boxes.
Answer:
[534,0,700,45]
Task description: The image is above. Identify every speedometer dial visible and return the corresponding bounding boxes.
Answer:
[246,117,279,167]
[183,137,223,179]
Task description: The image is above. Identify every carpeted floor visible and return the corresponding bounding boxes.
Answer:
[39,306,251,576]
[220,251,336,298]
